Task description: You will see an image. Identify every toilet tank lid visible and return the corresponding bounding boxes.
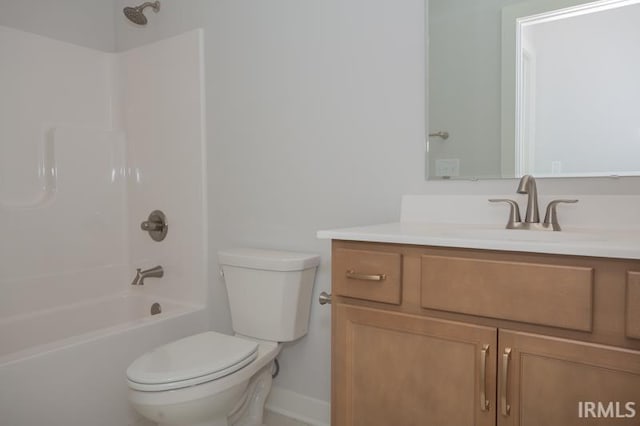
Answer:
[218,248,320,271]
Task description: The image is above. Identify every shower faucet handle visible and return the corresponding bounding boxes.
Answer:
[141,221,162,232]
[140,210,168,241]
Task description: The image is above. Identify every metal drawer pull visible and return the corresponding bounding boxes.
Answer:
[480,344,490,411]
[501,347,512,417]
[345,270,386,281]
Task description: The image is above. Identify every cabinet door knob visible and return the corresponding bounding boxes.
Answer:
[319,291,332,305]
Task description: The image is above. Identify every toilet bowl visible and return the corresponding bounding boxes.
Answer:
[127,332,280,426]
[126,248,320,426]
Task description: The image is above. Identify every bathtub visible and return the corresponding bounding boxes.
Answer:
[0,293,208,426]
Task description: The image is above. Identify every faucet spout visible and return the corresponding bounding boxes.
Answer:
[131,265,164,285]
[131,268,142,285]
[492,176,577,231]
[516,175,540,223]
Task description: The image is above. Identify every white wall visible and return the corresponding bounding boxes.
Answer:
[0,26,127,318]
[114,0,426,407]
[1,0,636,418]
[112,0,640,413]
[119,29,208,307]
[0,21,207,315]
[0,20,208,426]
[0,0,116,51]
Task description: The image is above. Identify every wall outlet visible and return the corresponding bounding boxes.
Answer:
[552,161,562,174]
[435,159,460,177]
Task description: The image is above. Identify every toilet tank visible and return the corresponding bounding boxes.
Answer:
[218,248,320,342]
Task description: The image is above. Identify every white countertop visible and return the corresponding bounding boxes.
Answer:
[317,222,640,259]
[317,195,640,260]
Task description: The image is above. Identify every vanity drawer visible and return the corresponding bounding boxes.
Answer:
[626,272,640,339]
[420,255,594,331]
[332,248,402,304]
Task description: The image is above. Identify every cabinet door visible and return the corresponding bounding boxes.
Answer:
[333,303,497,426]
[498,330,640,426]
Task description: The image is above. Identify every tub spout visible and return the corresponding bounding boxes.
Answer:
[131,266,163,285]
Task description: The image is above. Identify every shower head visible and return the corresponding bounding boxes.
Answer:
[123,1,160,25]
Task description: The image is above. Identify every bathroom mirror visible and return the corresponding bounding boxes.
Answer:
[426,0,640,180]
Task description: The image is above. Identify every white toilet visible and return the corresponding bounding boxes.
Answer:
[126,248,320,426]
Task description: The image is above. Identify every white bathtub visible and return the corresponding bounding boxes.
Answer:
[0,293,208,426]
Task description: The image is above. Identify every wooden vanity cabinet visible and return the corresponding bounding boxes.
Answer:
[333,303,497,426]
[499,330,640,426]
[330,240,640,426]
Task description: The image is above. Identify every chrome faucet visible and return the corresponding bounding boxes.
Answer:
[516,174,540,224]
[131,265,164,285]
[490,175,578,231]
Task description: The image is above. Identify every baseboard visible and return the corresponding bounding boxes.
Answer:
[265,386,330,426]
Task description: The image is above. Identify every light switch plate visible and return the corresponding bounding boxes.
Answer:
[435,159,460,177]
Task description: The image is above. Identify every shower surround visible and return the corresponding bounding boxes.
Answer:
[0,26,208,426]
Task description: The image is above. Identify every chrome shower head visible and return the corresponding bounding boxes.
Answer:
[123,1,160,25]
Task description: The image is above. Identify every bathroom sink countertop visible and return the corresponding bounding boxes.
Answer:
[318,194,640,260]
[317,222,640,260]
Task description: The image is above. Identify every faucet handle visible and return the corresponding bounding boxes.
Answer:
[489,199,522,229]
[543,199,578,231]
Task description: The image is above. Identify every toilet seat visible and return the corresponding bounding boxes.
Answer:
[127,331,259,392]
